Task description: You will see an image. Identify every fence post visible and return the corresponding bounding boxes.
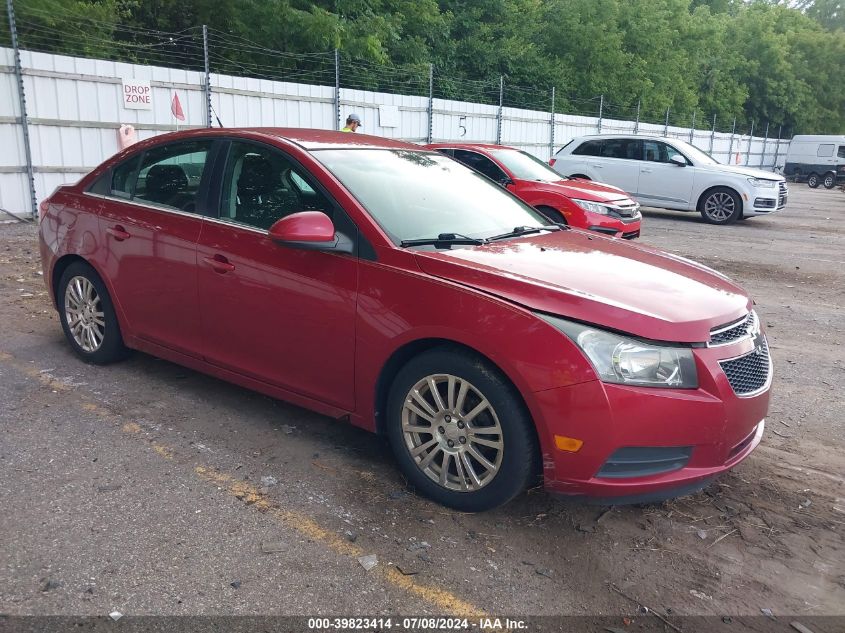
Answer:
[202,25,211,128]
[496,75,503,145]
[745,120,754,166]
[709,113,716,154]
[6,0,37,219]
[427,64,433,144]
[334,49,340,131]
[689,110,696,144]
[663,106,670,136]
[597,94,603,134]
[772,124,783,171]
[759,122,769,169]
[549,86,555,159]
[634,99,640,134]
[727,117,736,163]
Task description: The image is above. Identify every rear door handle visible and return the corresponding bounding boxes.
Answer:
[203,254,235,274]
[641,168,654,173]
[106,225,131,241]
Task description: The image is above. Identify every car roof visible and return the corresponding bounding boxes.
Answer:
[573,134,682,142]
[427,142,513,151]
[150,127,429,151]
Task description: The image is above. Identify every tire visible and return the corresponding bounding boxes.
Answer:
[57,261,128,364]
[807,173,820,188]
[386,347,539,512]
[535,205,567,225]
[823,173,836,189]
[699,187,742,225]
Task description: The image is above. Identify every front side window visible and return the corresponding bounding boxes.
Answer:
[488,149,564,183]
[642,141,687,164]
[110,155,141,199]
[133,141,213,213]
[838,146,845,159]
[818,143,835,157]
[452,150,509,183]
[313,149,547,244]
[220,141,333,231]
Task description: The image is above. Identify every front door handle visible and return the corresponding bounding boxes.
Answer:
[203,254,235,274]
[106,225,131,241]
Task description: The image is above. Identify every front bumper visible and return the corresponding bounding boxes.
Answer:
[534,339,770,501]
[584,213,641,239]
[746,182,788,215]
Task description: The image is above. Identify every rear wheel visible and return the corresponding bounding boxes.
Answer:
[386,347,539,512]
[535,205,567,225]
[823,173,836,189]
[807,173,820,188]
[57,261,128,364]
[699,187,742,225]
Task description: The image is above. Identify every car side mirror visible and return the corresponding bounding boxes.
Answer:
[669,154,687,167]
[268,211,353,254]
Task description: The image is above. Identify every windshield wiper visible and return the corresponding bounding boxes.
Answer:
[400,232,488,248]
[486,225,562,242]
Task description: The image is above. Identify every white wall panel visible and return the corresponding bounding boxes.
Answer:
[1,46,790,217]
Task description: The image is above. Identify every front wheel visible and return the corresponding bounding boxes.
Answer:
[807,173,820,188]
[386,348,539,512]
[823,173,836,189]
[699,188,742,225]
[535,205,567,225]
[58,261,128,364]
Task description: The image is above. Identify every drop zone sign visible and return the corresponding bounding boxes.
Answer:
[122,79,152,110]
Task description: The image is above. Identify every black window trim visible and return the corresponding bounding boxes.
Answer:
[84,139,224,218]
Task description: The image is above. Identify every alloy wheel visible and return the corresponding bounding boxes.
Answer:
[703,192,735,223]
[401,374,504,492]
[64,276,105,352]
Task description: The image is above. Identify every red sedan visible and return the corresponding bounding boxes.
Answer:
[425,142,642,239]
[39,129,770,511]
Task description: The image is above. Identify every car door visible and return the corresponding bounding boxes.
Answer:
[196,139,358,410]
[593,138,641,195]
[92,139,217,356]
[637,140,695,207]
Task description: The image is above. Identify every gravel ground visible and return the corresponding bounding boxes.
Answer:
[0,186,843,627]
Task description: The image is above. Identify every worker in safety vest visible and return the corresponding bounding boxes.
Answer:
[342,113,362,132]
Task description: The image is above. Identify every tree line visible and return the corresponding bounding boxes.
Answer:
[6,0,845,134]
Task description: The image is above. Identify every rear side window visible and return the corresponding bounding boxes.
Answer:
[600,138,640,160]
[88,154,141,198]
[573,140,603,156]
[133,141,213,213]
[818,143,835,157]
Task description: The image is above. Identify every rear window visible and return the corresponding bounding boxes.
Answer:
[573,140,603,156]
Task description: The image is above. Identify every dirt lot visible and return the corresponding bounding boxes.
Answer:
[1,186,843,628]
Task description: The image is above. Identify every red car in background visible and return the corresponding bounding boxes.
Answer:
[39,129,769,512]
[425,143,642,239]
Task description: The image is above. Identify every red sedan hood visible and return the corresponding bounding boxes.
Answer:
[414,230,750,343]
[525,178,633,203]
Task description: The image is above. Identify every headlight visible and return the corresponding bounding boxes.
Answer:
[572,199,612,215]
[538,314,698,388]
[747,178,777,189]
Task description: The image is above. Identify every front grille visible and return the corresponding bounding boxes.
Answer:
[611,200,640,218]
[778,181,788,208]
[719,338,771,396]
[710,311,757,346]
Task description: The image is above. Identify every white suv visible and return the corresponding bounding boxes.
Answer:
[550,135,788,225]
